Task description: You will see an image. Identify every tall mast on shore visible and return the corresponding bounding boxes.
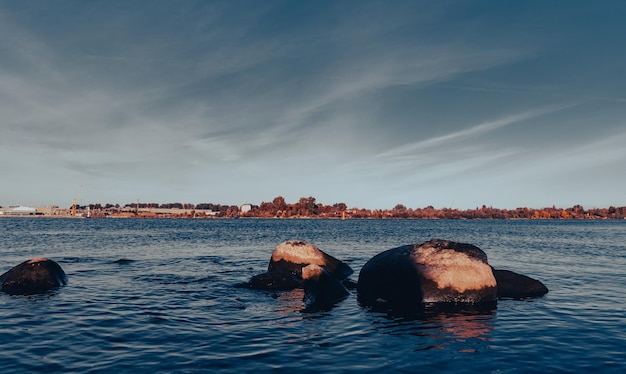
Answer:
[71,185,83,216]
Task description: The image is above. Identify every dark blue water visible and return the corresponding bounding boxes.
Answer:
[1,218,625,373]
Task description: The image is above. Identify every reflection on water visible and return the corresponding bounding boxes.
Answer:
[273,288,306,315]
[367,305,496,352]
[424,312,494,352]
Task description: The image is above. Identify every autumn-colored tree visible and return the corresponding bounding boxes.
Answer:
[272,196,287,213]
[297,197,318,216]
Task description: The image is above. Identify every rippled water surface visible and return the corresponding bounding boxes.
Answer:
[1,218,625,373]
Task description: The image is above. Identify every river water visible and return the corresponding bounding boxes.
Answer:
[1,218,625,373]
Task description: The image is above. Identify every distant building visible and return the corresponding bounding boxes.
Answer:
[0,206,39,216]
[240,204,252,214]
[37,206,59,215]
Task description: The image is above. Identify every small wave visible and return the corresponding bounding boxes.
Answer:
[113,258,135,264]
[60,257,99,264]
[133,273,217,285]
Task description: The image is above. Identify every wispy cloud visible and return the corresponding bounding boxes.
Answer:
[377,103,577,159]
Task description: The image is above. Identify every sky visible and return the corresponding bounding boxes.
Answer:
[1,0,625,210]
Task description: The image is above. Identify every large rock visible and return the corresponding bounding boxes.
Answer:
[1,258,67,295]
[357,239,498,308]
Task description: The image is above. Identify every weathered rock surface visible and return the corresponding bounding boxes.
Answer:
[268,240,353,281]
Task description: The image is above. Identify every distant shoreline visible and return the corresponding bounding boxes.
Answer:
[1,215,624,221]
[2,197,625,220]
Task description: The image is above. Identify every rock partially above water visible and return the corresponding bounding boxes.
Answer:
[1,258,67,295]
[240,240,354,310]
[358,239,499,308]
[268,240,353,281]
[240,240,354,290]
[357,239,549,310]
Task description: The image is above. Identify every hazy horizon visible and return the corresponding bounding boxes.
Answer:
[2,1,625,210]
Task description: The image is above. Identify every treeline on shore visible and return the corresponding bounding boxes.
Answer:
[79,196,626,219]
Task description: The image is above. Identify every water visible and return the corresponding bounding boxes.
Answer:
[1,218,625,373]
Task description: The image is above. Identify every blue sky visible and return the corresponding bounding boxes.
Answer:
[1,1,625,210]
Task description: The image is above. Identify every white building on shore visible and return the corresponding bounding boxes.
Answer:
[0,206,39,216]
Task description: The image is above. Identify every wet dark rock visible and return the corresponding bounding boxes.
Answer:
[1,258,67,295]
[302,264,349,308]
[357,239,498,308]
[237,271,302,290]
[492,268,549,299]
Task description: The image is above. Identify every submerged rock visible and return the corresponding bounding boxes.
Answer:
[237,271,302,290]
[492,268,549,299]
[1,258,67,295]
